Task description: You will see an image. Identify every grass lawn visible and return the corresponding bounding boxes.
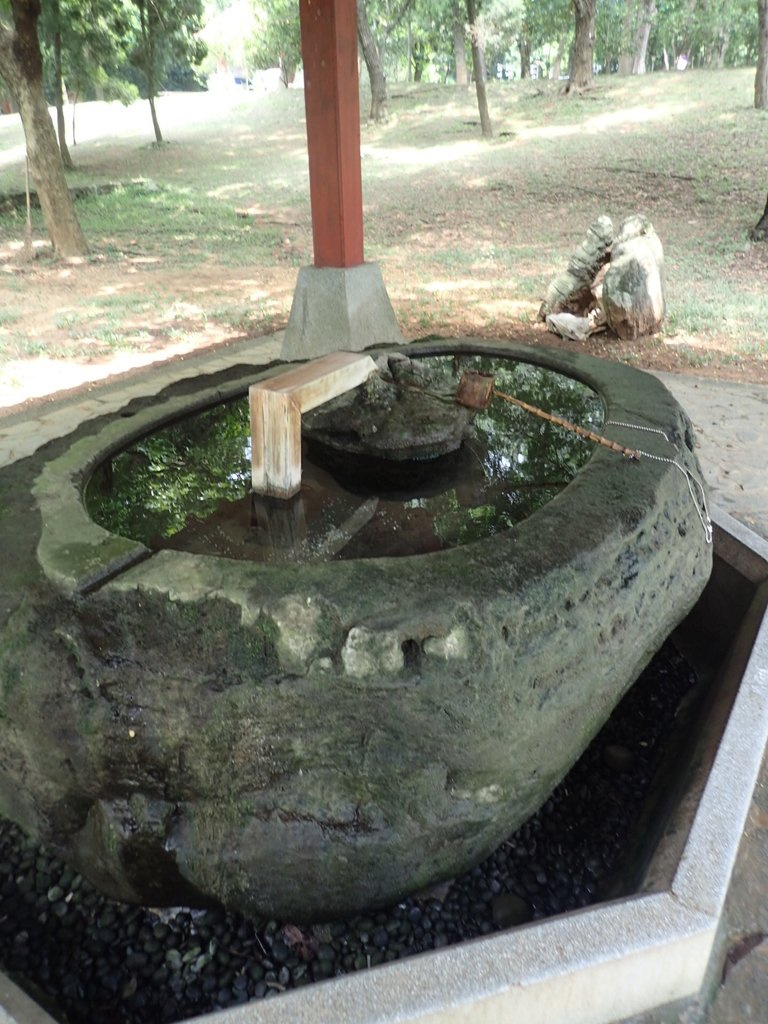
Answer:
[0,68,767,405]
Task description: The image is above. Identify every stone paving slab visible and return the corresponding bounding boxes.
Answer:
[654,374,768,544]
[0,335,283,468]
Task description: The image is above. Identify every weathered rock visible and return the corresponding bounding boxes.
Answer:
[538,215,614,319]
[545,312,592,342]
[303,353,475,461]
[0,340,712,922]
[601,215,665,340]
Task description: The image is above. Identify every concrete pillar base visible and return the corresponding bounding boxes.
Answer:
[281,263,404,361]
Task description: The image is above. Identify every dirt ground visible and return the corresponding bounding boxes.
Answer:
[1,75,767,412]
[2,242,766,413]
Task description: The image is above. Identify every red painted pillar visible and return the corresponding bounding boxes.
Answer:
[299,0,365,268]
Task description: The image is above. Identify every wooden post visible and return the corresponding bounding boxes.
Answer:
[250,493,308,560]
[299,0,364,268]
[250,352,376,498]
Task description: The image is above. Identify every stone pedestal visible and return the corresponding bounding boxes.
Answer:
[281,263,404,361]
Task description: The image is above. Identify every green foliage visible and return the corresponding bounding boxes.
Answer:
[594,0,628,70]
[369,0,759,83]
[648,0,757,69]
[480,0,525,71]
[130,0,207,96]
[402,0,456,82]
[478,0,571,77]
[246,0,300,83]
[86,399,253,542]
[39,0,137,105]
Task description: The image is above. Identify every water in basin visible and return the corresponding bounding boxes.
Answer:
[86,355,603,562]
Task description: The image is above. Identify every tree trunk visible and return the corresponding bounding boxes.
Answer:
[53,25,73,169]
[569,0,597,89]
[617,0,636,75]
[406,19,412,82]
[551,33,568,79]
[0,2,86,256]
[148,88,163,143]
[750,193,768,241]
[632,0,655,73]
[356,0,387,121]
[757,0,768,109]
[139,0,163,142]
[452,3,468,86]
[632,22,652,73]
[466,0,492,138]
[518,34,531,78]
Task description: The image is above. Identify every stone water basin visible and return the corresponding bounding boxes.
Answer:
[2,340,712,920]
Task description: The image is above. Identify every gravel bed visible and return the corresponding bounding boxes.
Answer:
[0,642,699,1024]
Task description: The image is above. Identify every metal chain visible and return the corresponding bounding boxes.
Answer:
[603,420,671,442]
[604,419,713,545]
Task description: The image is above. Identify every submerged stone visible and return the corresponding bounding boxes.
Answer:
[303,353,476,461]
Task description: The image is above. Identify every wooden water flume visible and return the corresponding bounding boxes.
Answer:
[250,351,377,499]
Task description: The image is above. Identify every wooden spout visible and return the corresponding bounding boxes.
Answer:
[250,351,377,499]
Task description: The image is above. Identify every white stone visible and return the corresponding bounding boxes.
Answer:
[423,626,470,661]
[272,596,322,674]
[341,626,403,679]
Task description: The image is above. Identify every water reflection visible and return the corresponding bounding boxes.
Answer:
[86,355,603,562]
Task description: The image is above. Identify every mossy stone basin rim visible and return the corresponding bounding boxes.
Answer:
[6,339,713,921]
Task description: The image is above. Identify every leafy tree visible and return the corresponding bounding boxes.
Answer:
[129,0,206,143]
[594,0,630,72]
[595,0,659,74]
[631,0,657,73]
[201,0,256,81]
[39,0,137,166]
[482,0,570,79]
[480,0,525,77]
[643,0,754,70]
[246,0,300,85]
[525,0,571,77]
[0,0,87,255]
[356,0,417,119]
[404,0,453,81]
